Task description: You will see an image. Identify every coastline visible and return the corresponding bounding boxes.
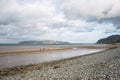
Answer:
[0,44,119,54]
[0,47,120,80]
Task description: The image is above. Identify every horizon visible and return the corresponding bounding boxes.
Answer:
[0,40,95,44]
[0,0,120,43]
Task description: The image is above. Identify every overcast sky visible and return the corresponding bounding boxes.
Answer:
[0,0,120,43]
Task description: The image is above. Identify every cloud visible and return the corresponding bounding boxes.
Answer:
[99,17,120,29]
[60,0,120,33]
[60,0,120,20]
[0,0,56,25]
[0,0,120,43]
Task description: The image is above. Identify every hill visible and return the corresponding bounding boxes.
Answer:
[97,35,120,44]
[19,40,70,45]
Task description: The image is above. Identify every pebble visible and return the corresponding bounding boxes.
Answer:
[0,47,120,80]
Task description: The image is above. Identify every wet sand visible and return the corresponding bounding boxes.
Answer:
[0,48,105,69]
[0,47,120,80]
[0,44,118,54]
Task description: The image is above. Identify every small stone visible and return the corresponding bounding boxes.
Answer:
[53,66,60,69]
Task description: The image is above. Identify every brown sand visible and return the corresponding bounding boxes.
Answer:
[0,44,119,54]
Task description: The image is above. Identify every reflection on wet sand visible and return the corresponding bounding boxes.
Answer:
[0,48,105,69]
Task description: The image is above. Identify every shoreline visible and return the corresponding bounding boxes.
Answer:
[0,47,109,69]
[0,47,120,79]
[0,44,119,54]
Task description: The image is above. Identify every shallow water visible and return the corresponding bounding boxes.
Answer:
[0,45,60,50]
[0,44,97,50]
[0,48,105,69]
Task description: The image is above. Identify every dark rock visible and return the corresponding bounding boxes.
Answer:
[53,65,60,69]
[97,35,120,44]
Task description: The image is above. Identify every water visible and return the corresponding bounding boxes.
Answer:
[0,47,105,69]
[0,44,61,50]
[0,44,96,50]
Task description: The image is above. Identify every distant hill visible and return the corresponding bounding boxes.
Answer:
[97,35,120,44]
[19,40,70,45]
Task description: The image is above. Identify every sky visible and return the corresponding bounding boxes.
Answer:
[0,0,120,43]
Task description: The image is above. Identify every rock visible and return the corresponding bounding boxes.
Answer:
[53,65,60,69]
[97,35,120,44]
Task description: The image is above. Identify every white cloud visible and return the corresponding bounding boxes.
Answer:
[60,0,120,19]
[0,0,119,43]
[0,0,56,24]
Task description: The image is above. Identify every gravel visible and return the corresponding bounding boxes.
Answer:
[0,47,120,80]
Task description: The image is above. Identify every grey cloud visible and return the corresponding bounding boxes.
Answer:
[75,28,94,32]
[50,22,73,29]
[99,17,120,29]
[0,33,7,36]
[61,0,120,19]
[0,0,58,42]
[60,0,120,29]
[0,0,120,43]
[0,15,22,25]
[50,22,65,28]
[0,0,56,25]
[104,30,120,35]
[102,5,113,16]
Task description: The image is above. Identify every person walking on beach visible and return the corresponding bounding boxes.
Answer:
[43,48,45,51]
[40,48,41,51]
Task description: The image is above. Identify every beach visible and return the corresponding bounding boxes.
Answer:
[0,46,120,80]
[0,44,118,54]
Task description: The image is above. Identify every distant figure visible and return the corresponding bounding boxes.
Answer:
[43,48,45,51]
[40,48,41,51]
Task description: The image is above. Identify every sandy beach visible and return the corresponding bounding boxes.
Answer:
[0,47,120,80]
[0,44,119,54]
[0,0,120,79]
